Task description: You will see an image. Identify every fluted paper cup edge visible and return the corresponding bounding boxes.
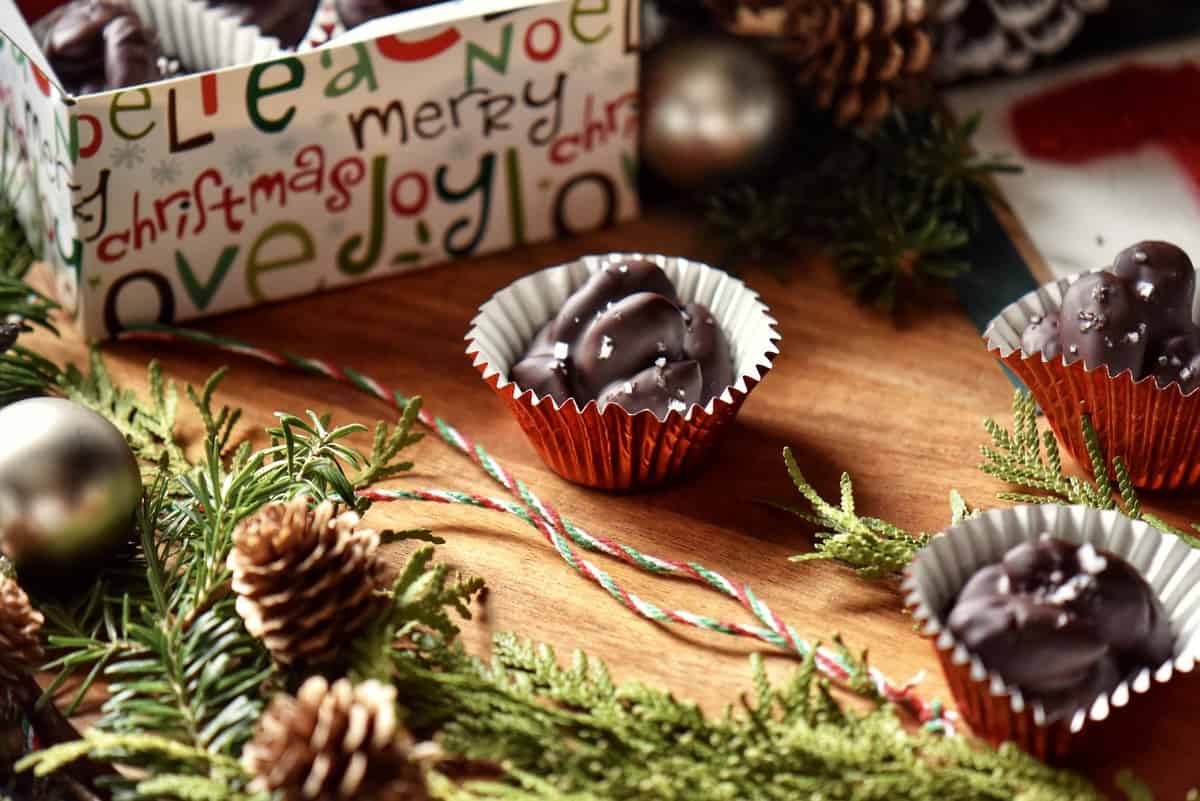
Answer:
[902,504,1200,736]
[464,253,782,424]
[129,0,286,72]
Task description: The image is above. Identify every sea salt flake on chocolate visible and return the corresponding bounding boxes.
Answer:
[655,357,667,367]
[1137,281,1157,301]
[553,341,570,360]
[598,336,614,360]
[1078,543,1108,575]
[668,399,688,413]
[1047,574,1095,605]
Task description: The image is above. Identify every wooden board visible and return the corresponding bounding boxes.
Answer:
[24,211,1200,798]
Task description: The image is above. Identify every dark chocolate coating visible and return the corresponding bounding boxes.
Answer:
[1150,328,1200,394]
[1027,241,1200,390]
[549,259,679,345]
[573,292,686,399]
[334,0,443,30]
[1112,241,1196,336]
[1059,271,1148,377]
[947,537,1173,723]
[597,360,702,417]
[1020,311,1062,361]
[507,261,734,418]
[682,303,734,400]
[36,0,163,95]
[206,0,319,48]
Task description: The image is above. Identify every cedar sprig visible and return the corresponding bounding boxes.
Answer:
[350,545,486,683]
[979,391,1200,548]
[59,351,190,478]
[773,446,961,577]
[391,633,1107,801]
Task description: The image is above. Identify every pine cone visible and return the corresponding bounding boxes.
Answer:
[243,677,430,801]
[933,0,1108,83]
[228,496,387,667]
[709,0,935,127]
[0,578,43,685]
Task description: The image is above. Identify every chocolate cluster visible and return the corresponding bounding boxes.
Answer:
[335,0,442,30]
[510,260,734,418]
[29,0,321,95]
[1022,241,1200,392]
[34,0,164,95]
[947,537,1173,722]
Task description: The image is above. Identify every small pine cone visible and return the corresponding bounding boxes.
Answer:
[0,578,43,685]
[228,496,387,667]
[243,677,431,801]
[933,0,1107,83]
[713,0,935,127]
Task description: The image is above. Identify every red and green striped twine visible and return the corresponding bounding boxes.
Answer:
[116,323,953,734]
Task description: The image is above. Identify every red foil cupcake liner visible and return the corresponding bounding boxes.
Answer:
[986,272,1200,490]
[903,504,1200,763]
[465,254,780,491]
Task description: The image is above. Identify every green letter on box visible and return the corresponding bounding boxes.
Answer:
[246,222,315,301]
[570,0,611,43]
[110,89,155,140]
[323,44,378,97]
[246,58,306,133]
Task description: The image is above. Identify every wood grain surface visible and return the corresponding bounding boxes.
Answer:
[24,211,1200,799]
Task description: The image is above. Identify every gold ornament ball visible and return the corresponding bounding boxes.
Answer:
[641,35,795,189]
[0,397,142,578]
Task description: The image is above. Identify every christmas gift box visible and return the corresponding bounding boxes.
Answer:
[0,0,641,336]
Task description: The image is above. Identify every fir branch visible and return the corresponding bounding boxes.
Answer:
[0,202,35,283]
[980,392,1200,548]
[17,731,259,801]
[775,447,935,577]
[395,633,1107,801]
[703,109,1019,309]
[0,345,60,406]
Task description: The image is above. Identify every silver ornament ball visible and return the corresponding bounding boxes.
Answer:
[641,35,795,189]
[0,397,142,576]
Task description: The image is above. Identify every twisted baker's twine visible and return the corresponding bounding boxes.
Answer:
[116,324,953,733]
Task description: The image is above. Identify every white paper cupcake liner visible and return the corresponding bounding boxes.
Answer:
[985,270,1200,489]
[903,504,1200,760]
[465,253,781,490]
[129,0,285,72]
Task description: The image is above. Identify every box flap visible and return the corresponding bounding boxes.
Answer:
[336,0,561,44]
[0,0,65,98]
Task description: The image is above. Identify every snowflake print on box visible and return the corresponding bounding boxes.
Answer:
[0,0,641,336]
